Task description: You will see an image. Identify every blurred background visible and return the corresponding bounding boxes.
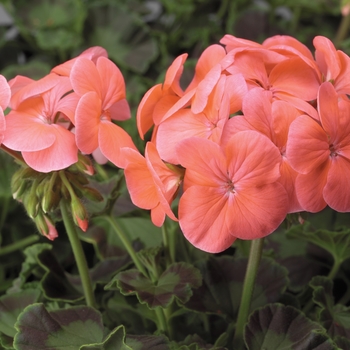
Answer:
[0,0,347,114]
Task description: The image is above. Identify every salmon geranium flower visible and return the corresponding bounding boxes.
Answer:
[123,142,184,226]
[70,56,136,168]
[287,82,350,212]
[3,74,79,172]
[0,75,10,145]
[176,130,288,253]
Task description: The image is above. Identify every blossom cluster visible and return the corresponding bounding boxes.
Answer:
[0,34,350,253]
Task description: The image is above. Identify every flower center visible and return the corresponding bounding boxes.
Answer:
[329,143,338,158]
[100,110,111,121]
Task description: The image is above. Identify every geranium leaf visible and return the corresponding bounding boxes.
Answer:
[0,289,41,347]
[185,256,288,319]
[106,262,202,309]
[126,334,169,350]
[80,325,132,350]
[287,222,350,266]
[244,304,336,350]
[310,276,350,339]
[14,303,104,350]
[265,228,322,292]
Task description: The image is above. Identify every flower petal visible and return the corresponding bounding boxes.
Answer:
[96,57,126,109]
[3,109,55,151]
[226,131,281,187]
[75,91,101,154]
[70,57,102,97]
[99,120,137,168]
[0,75,10,110]
[324,156,350,212]
[179,185,236,253]
[22,125,77,172]
[295,161,330,212]
[286,115,329,174]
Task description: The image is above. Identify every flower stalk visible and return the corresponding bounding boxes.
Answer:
[233,238,264,349]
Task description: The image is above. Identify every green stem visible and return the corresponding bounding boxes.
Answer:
[327,258,342,280]
[233,238,264,349]
[334,12,350,48]
[60,199,96,308]
[102,215,148,277]
[155,307,169,334]
[0,144,26,165]
[0,235,40,256]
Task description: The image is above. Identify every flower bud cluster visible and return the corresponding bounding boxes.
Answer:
[11,155,102,239]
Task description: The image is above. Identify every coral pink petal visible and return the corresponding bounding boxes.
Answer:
[226,131,281,186]
[163,53,187,96]
[228,182,288,240]
[0,110,5,144]
[186,44,226,92]
[151,204,167,227]
[272,100,301,149]
[22,125,78,172]
[324,157,350,212]
[123,148,159,210]
[99,120,137,168]
[52,46,108,76]
[179,186,237,253]
[3,112,55,151]
[263,35,314,61]
[177,137,227,189]
[225,73,248,113]
[109,99,131,121]
[42,77,73,116]
[57,92,80,124]
[145,142,178,222]
[270,57,320,100]
[153,94,180,125]
[317,82,339,140]
[333,51,350,94]
[157,109,217,164]
[286,115,329,174]
[161,88,195,121]
[220,35,262,51]
[10,73,62,110]
[70,57,102,97]
[278,158,303,213]
[241,88,274,139]
[0,75,10,110]
[75,91,101,154]
[274,92,319,120]
[191,64,222,114]
[313,36,340,80]
[96,57,126,108]
[295,161,330,212]
[136,84,163,139]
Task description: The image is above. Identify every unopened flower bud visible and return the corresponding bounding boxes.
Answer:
[76,153,95,176]
[71,197,88,232]
[35,213,58,241]
[82,186,104,202]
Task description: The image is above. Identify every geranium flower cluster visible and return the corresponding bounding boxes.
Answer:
[125,35,350,253]
[1,34,350,253]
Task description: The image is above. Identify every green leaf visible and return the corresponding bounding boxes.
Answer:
[80,325,132,350]
[7,243,82,302]
[185,256,288,319]
[287,222,350,266]
[126,334,169,350]
[244,304,336,350]
[14,304,104,350]
[310,276,350,339]
[106,262,202,309]
[0,289,41,338]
